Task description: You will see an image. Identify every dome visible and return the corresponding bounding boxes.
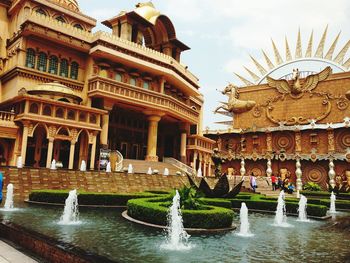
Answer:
[51,0,80,12]
[28,82,82,103]
[134,2,160,24]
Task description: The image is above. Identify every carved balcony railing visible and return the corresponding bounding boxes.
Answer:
[88,76,199,123]
[187,135,215,154]
[0,110,15,122]
[0,110,18,139]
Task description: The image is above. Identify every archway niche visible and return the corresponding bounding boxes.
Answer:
[26,125,48,167]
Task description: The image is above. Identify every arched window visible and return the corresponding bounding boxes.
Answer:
[129,77,136,86]
[35,8,47,16]
[29,103,39,114]
[48,55,58,74]
[115,73,122,82]
[89,114,96,124]
[70,61,79,80]
[37,52,47,71]
[67,110,75,120]
[60,59,69,77]
[143,81,150,90]
[43,105,52,116]
[74,24,83,30]
[79,112,86,122]
[25,48,35,68]
[55,108,64,118]
[55,16,66,23]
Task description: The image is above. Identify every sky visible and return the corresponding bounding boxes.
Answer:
[79,0,350,130]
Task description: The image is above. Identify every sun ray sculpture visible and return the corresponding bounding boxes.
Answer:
[234,26,350,86]
[215,27,350,126]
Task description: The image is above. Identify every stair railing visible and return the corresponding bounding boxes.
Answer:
[163,157,196,176]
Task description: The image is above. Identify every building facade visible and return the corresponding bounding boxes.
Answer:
[0,0,214,170]
[206,69,350,190]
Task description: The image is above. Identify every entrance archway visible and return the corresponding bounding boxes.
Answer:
[74,130,90,169]
[26,125,48,167]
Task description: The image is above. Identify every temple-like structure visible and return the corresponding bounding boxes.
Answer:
[0,0,214,172]
[207,30,350,190]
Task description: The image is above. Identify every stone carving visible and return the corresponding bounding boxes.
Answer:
[266,66,332,95]
[211,148,226,177]
[214,83,256,114]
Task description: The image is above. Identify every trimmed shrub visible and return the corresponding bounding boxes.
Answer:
[303,182,322,191]
[127,197,234,229]
[301,191,350,200]
[230,195,328,217]
[200,198,232,209]
[29,190,162,206]
[319,199,350,210]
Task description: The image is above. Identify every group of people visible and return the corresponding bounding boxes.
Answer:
[249,172,296,194]
[271,174,295,193]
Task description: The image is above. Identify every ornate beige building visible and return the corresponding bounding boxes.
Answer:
[0,0,214,171]
[207,29,350,190]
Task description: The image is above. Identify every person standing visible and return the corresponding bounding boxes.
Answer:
[250,173,257,192]
[271,174,277,191]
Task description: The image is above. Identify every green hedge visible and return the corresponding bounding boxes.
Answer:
[29,190,162,206]
[230,195,328,217]
[200,198,232,209]
[127,197,234,229]
[300,191,350,200]
[319,199,350,210]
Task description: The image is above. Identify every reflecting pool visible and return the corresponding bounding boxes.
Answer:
[1,205,349,263]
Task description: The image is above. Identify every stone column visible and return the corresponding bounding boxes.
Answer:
[46,138,54,168]
[180,132,187,163]
[328,159,336,189]
[295,159,303,198]
[100,113,109,147]
[159,76,166,93]
[90,134,97,170]
[68,141,76,169]
[208,159,212,177]
[266,159,272,177]
[145,114,162,162]
[192,151,198,171]
[20,123,29,166]
[120,20,132,41]
[240,158,246,178]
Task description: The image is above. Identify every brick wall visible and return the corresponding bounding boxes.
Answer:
[0,167,189,201]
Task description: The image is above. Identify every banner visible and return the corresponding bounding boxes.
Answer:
[99,149,111,170]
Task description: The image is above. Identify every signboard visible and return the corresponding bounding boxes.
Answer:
[99,148,111,171]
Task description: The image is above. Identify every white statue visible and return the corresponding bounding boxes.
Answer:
[16,156,23,168]
[197,167,203,177]
[50,159,57,170]
[328,160,336,189]
[128,164,133,174]
[163,168,169,176]
[106,161,111,173]
[147,167,152,175]
[80,160,86,172]
[240,159,246,178]
[266,159,272,177]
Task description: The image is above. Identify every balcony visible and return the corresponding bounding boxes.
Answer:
[88,76,199,123]
[187,135,215,154]
[0,111,18,139]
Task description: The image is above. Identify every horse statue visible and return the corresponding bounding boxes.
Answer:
[214,83,256,113]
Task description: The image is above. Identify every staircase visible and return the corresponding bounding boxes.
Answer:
[122,159,180,175]
[242,176,297,198]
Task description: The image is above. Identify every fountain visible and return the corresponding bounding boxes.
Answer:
[236,202,254,237]
[128,164,133,174]
[50,159,57,170]
[163,168,169,176]
[297,195,310,222]
[147,167,152,175]
[80,160,86,172]
[58,189,80,225]
[273,191,292,227]
[16,156,23,168]
[161,190,192,251]
[106,162,111,173]
[3,184,14,210]
[329,192,336,214]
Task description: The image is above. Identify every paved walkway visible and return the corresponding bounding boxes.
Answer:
[0,240,38,263]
